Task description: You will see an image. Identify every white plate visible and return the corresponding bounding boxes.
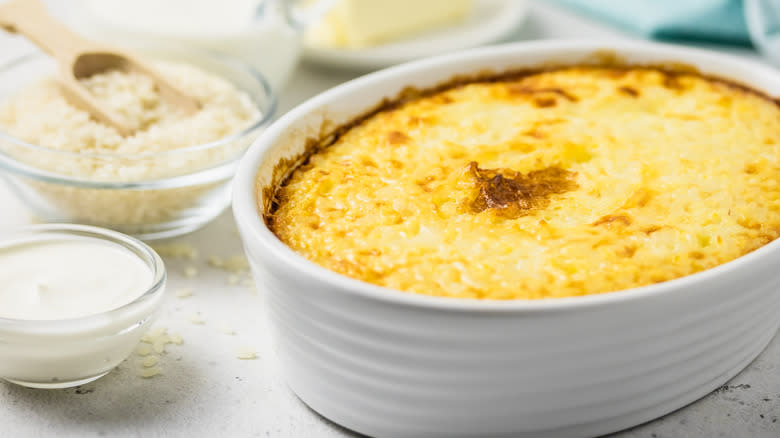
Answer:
[302,0,528,70]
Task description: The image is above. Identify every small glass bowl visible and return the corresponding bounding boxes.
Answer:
[0,224,166,389]
[0,48,276,240]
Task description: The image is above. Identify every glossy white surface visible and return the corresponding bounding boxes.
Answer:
[0,1,779,437]
[0,237,151,320]
[233,41,780,437]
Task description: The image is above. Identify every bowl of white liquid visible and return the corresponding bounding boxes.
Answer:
[70,0,335,90]
[0,224,165,389]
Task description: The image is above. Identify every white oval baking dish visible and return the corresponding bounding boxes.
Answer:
[233,40,780,438]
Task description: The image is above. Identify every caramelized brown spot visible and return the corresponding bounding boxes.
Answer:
[689,251,705,260]
[642,225,663,235]
[416,175,436,192]
[618,86,639,97]
[506,85,579,102]
[619,244,638,258]
[622,188,656,209]
[758,233,779,245]
[533,97,557,108]
[744,163,759,174]
[361,158,378,168]
[389,159,404,169]
[592,213,632,227]
[651,274,668,283]
[468,162,578,218]
[387,131,410,145]
[737,217,763,230]
[661,74,688,91]
[407,115,438,126]
[433,94,455,104]
[605,69,629,78]
[523,129,546,139]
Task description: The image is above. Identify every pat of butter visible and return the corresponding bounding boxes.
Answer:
[309,0,472,48]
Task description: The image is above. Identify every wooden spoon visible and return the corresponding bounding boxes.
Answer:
[0,0,201,137]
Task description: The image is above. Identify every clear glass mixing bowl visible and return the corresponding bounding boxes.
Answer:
[0,47,276,240]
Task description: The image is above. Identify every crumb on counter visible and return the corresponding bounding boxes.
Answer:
[152,243,199,260]
[134,328,183,379]
[136,344,153,356]
[188,313,205,325]
[219,324,236,336]
[208,254,249,273]
[242,278,255,289]
[236,347,258,360]
[174,288,193,298]
[184,266,198,277]
[139,367,162,378]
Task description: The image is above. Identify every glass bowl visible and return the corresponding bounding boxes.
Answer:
[0,48,276,240]
[0,224,166,389]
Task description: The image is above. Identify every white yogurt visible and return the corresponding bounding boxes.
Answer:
[0,238,152,320]
[0,225,165,389]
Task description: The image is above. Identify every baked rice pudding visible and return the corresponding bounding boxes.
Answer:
[266,66,780,300]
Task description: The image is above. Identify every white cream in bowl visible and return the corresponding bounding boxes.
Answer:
[0,224,165,389]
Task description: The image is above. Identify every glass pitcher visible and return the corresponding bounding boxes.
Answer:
[69,0,335,90]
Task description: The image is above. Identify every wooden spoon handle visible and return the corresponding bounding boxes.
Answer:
[0,0,95,61]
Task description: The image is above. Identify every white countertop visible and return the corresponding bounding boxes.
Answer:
[1,1,779,437]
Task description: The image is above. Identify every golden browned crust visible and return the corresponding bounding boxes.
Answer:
[263,64,780,300]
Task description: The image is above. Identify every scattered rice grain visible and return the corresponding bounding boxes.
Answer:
[236,347,258,360]
[139,367,162,378]
[151,243,199,260]
[188,313,205,325]
[175,288,193,298]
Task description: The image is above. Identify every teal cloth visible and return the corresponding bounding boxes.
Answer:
[553,0,752,46]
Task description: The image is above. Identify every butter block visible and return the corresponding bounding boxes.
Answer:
[310,0,472,48]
